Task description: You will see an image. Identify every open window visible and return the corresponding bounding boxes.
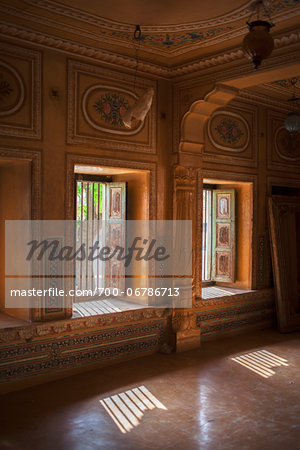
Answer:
[202,187,236,283]
[75,175,126,295]
[202,179,253,295]
[72,165,150,317]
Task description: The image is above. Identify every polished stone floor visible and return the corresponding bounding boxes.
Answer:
[1,329,299,450]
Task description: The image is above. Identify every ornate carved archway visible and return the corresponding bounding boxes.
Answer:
[172,61,300,351]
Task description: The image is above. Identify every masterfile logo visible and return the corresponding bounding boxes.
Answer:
[5,220,192,310]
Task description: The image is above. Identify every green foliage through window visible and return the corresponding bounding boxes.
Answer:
[76,181,103,221]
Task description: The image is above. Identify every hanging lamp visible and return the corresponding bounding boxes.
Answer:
[284,78,300,133]
[242,0,274,69]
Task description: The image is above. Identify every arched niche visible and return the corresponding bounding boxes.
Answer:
[171,61,300,351]
[180,62,300,152]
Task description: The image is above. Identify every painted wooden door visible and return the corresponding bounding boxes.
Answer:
[105,182,126,293]
[212,189,236,282]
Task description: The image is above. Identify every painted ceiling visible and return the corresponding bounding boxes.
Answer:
[249,78,300,103]
[1,0,300,65]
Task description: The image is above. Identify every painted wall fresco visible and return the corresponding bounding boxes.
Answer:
[268,110,300,171]
[83,87,143,135]
[0,317,166,387]
[68,60,156,153]
[275,127,300,161]
[203,102,257,168]
[0,43,41,139]
[208,111,250,152]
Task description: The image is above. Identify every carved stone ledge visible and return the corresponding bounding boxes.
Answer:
[0,308,171,344]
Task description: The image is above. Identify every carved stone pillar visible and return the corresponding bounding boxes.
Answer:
[172,166,201,352]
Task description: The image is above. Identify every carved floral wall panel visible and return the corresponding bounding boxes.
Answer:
[67,60,156,153]
[0,43,41,139]
[204,102,257,167]
[268,110,300,171]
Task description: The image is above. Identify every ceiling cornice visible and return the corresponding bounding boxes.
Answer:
[0,21,299,80]
[3,0,300,57]
[24,0,252,32]
[0,21,170,78]
[173,30,300,77]
[238,89,296,112]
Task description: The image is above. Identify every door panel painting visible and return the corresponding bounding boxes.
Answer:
[212,189,236,282]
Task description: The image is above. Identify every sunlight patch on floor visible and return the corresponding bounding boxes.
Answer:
[231,350,288,378]
[100,385,167,434]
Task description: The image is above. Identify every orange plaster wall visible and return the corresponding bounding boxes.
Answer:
[114,171,150,299]
[0,161,32,320]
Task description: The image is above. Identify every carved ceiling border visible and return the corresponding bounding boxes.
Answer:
[23,0,252,32]
[173,34,300,77]
[66,154,157,221]
[238,90,295,112]
[254,80,300,99]
[20,0,300,57]
[0,22,169,78]
[0,3,256,58]
[1,22,299,80]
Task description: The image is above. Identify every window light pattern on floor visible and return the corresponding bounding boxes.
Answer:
[231,350,288,378]
[100,385,167,434]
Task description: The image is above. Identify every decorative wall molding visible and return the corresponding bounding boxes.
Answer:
[274,126,300,161]
[267,175,300,195]
[0,42,41,139]
[256,233,271,289]
[204,101,258,168]
[196,289,275,338]
[0,147,41,220]
[267,109,300,171]
[66,154,157,221]
[0,317,167,384]
[207,110,250,152]
[0,61,25,117]
[0,309,168,344]
[67,60,156,152]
